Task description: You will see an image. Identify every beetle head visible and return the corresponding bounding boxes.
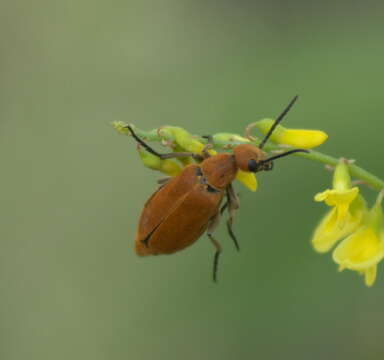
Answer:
[233,143,308,173]
[233,144,271,173]
[233,144,267,172]
[247,158,274,172]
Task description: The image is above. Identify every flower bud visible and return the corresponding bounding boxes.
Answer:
[112,121,131,136]
[213,133,250,147]
[137,146,182,177]
[253,118,328,149]
[160,126,205,154]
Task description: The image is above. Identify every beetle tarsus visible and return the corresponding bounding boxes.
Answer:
[226,218,240,251]
[207,213,222,283]
[208,234,222,283]
[212,248,221,283]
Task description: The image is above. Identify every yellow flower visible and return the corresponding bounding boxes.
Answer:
[311,160,366,252]
[312,195,366,253]
[332,196,384,287]
[314,188,359,226]
[253,118,328,149]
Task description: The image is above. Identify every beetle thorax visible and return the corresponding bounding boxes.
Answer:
[200,154,237,190]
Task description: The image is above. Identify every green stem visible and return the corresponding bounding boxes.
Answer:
[293,150,384,191]
[112,122,384,192]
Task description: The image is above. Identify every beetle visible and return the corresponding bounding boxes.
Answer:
[126,96,308,281]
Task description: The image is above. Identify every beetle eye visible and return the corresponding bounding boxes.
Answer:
[248,159,259,172]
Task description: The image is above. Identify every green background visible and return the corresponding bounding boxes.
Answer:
[1,1,384,359]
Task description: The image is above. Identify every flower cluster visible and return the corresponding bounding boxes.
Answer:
[312,160,384,286]
[113,121,326,192]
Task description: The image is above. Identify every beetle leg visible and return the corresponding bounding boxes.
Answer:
[126,125,202,161]
[207,212,222,283]
[201,135,215,159]
[201,144,213,159]
[226,184,240,251]
[220,200,228,215]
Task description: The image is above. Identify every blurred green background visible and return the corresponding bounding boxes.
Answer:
[1,0,384,359]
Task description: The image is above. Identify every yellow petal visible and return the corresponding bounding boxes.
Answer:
[332,227,384,271]
[312,195,366,253]
[331,196,384,287]
[312,208,359,253]
[278,129,328,149]
[364,265,377,287]
[254,119,328,149]
[314,187,359,227]
[314,190,330,202]
[236,170,258,192]
[335,203,350,228]
[325,188,359,207]
[314,188,359,207]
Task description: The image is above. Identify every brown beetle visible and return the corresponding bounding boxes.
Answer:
[127,96,307,281]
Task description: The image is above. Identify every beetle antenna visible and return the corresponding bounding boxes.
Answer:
[259,95,298,149]
[262,148,309,162]
[125,125,163,158]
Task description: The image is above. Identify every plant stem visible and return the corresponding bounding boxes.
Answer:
[292,150,384,191]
